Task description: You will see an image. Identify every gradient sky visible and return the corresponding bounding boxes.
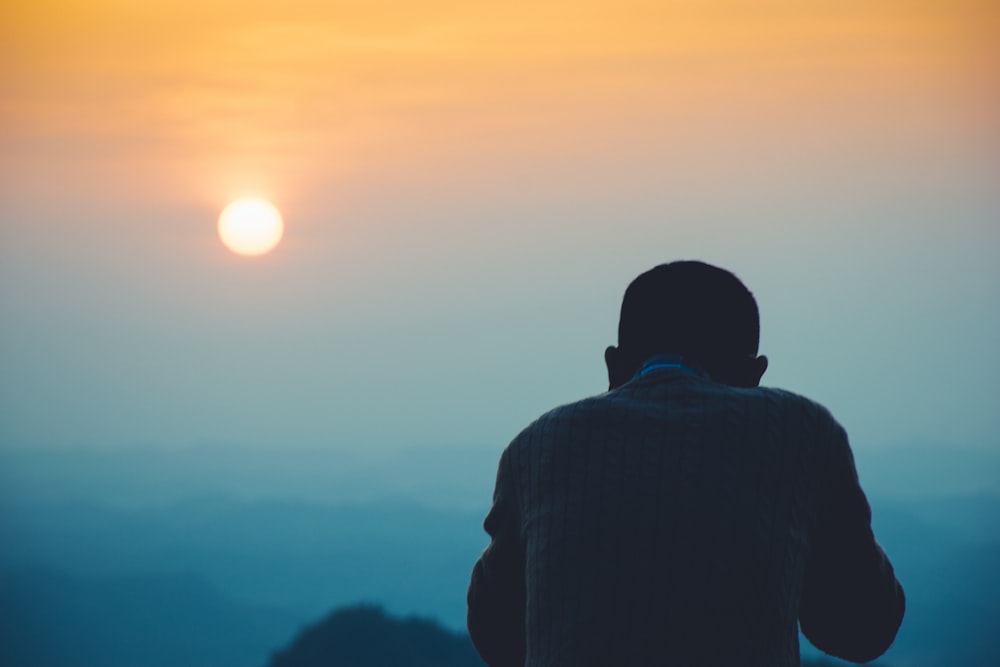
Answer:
[1,2,998,469]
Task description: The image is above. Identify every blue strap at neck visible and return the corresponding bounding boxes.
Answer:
[635,354,709,380]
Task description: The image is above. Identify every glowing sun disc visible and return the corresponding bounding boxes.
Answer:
[218,198,284,256]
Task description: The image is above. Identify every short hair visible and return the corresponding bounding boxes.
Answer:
[617,261,760,367]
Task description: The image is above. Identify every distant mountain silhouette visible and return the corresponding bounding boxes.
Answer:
[268,604,484,667]
[0,496,485,629]
[0,569,300,667]
[0,449,1000,667]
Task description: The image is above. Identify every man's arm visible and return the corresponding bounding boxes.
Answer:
[799,420,905,663]
[467,447,527,667]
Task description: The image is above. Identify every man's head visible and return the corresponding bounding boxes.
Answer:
[605,261,768,389]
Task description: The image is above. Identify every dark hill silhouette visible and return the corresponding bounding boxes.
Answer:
[266,604,882,667]
[268,604,484,667]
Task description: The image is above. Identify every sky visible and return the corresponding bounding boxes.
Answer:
[1,1,998,476]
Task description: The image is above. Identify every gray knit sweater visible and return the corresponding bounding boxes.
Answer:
[467,368,904,666]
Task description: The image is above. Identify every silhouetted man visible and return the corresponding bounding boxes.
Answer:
[467,261,904,666]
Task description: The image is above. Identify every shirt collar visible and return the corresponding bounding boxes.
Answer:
[634,354,711,381]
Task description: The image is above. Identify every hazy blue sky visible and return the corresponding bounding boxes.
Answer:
[2,1,998,473]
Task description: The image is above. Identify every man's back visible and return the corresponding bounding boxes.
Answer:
[467,367,904,666]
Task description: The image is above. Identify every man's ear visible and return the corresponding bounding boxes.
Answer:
[748,354,768,387]
[605,345,632,390]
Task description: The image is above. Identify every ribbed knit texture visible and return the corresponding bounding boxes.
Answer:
[467,369,904,667]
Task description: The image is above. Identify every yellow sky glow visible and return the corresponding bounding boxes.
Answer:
[2,0,997,206]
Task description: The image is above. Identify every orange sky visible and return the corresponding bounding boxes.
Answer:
[2,0,997,207]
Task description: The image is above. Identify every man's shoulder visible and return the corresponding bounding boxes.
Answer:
[504,392,618,450]
[754,384,836,414]
[755,385,844,430]
[722,384,846,439]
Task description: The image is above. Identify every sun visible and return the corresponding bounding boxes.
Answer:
[218,198,284,256]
